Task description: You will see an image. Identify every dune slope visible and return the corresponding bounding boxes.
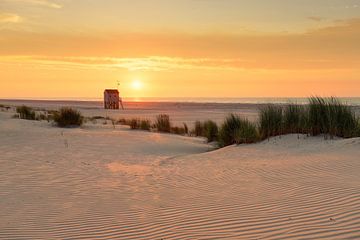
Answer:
[0,112,359,239]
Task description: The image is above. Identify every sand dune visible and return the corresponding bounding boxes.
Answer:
[0,111,359,239]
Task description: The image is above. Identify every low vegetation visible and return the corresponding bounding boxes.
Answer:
[217,97,359,147]
[218,114,259,147]
[170,126,187,135]
[308,97,358,138]
[53,107,84,127]
[16,106,36,120]
[10,97,358,148]
[259,105,283,139]
[140,120,151,131]
[155,114,171,133]
[192,120,219,142]
[120,118,152,131]
[258,97,360,140]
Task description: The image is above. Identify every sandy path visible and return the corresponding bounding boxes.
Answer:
[0,112,359,239]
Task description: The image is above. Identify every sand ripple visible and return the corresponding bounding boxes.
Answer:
[0,116,359,239]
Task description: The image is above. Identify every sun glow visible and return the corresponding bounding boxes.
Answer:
[131,80,143,90]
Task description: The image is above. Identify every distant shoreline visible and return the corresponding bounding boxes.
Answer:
[1,97,360,106]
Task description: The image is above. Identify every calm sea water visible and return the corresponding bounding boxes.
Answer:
[3,97,360,106]
[124,97,360,105]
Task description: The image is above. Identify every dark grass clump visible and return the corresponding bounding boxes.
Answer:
[283,104,309,134]
[170,126,187,135]
[117,118,132,125]
[127,118,151,131]
[46,110,59,121]
[54,107,83,127]
[218,114,259,147]
[183,123,189,135]
[233,119,258,144]
[308,97,328,136]
[308,97,358,138]
[203,120,219,142]
[257,97,359,140]
[16,105,36,120]
[194,121,204,137]
[192,120,218,142]
[155,114,171,133]
[36,113,48,121]
[259,105,283,139]
[129,119,140,129]
[140,120,151,131]
[356,120,360,137]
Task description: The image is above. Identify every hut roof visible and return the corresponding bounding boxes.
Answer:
[104,89,119,94]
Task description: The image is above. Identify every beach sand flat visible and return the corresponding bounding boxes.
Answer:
[0,107,359,239]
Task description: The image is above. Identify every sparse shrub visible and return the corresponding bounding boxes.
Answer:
[298,107,310,134]
[192,120,218,142]
[53,107,83,127]
[155,114,171,133]
[259,105,283,139]
[183,123,189,135]
[16,106,36,120]
[129,118,140,129]
[117,118,130,125]
[127,118,151,131]
[36,113,48,121]
[203,120,218,142]
[218,114,259,147]
[140,120,151,131]
[194,121,204,136]
[234,120,258,144]
[356,119,360,137]
[308,97,329,136]
[283,104,309,134]
[308,97,358,138]
[47,110,59,121]
[171,126,186,135]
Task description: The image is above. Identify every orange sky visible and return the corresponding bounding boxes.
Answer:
[1,0,360,99]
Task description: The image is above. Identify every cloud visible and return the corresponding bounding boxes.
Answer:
[0,55,250,71]
[6,0,62,9]
[0,13,22,23]
[0,18,359,71]
[308,16,323,22]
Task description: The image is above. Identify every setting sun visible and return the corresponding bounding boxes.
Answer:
[131,80,143,90]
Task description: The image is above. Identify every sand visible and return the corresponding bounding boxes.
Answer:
[0,99,263,125]
[0,105,360,239]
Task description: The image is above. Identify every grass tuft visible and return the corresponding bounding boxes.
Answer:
[155,114,171,133]
[16,106,36,120]
[308,97,358,138]
[140,120,151,131]
[54,108,83,127]
[129,119,140,129]
[203,120,219,142]
[259,105,283,139]
[218,114,258,147]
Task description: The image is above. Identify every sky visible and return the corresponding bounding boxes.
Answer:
[0,0,360,99]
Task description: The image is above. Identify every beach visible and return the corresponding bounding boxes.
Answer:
[0,101,359,239]
[1,99,359,126]
[0,99,263,125]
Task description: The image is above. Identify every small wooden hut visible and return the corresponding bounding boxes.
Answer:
[104,89,124,109]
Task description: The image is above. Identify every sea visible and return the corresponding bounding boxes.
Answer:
[4,97,360,106]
